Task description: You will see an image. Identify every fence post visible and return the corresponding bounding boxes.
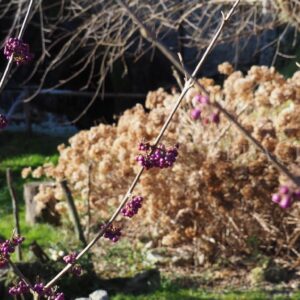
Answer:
[60,180,87,246]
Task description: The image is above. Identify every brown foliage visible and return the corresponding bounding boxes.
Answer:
[25,65,300,264]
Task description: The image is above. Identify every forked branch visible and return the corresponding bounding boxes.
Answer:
[117,0,300,187]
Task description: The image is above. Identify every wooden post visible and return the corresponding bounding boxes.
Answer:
[6,168,22,261]
[60,180,87,246]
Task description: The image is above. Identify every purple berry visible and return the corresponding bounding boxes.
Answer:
[102,224,122,243]
[12,235,25,246]
[210,112,220,124]
[191,108,201,120]
[8,287,17,296]
[279,185,290,195]
[63,252,77,264]
[194,94,210,105]
[193,94,202,103]
[138,142,150,151]
[201,95,210,104]
[122,196,143,218]
[272,194,281,204]
[63,253,83,276]
[279,195,292,209]
[8,281,29,296]
[0,234,25,266]
[0,240,15,257]
[34,283,45,295]
[137,142,179,170]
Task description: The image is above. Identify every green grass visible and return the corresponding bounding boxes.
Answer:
[112,289,300,300]
[0,131,66,252]
[110,277,300,300]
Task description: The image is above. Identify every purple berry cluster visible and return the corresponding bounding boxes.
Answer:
[190,94,220,125]
[272,185,300,209]
[63,252,77,264]
[33,283,46,295]
[33,283,64,300]
[191,108,201,120]
[63,252,82,276]
[4,37,33,65]
[8,280,29,296]
[101,224,122,243]
[121,196,143,218]
[9,281,64,300]
[0,114,8,129]
[194,94,210,105]
[0,235,24,268]
[136,142,179,169]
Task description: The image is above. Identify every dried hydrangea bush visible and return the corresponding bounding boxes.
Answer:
[24,64,300,264]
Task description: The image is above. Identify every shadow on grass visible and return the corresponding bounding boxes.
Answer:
[0,132,68,252]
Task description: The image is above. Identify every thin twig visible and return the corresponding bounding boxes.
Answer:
[0,0,35,95]
[6,169,22,261]
[44,0,240,289]
[60,180,87,246]
[2,0,291,106]
[8,259,34,294]
[209,104,248,146]
[117,0,300,187]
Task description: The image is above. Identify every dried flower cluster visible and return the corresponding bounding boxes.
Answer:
[25,64,300,264]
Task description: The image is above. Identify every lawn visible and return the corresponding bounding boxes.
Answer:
[112,290,300,300]
[0,131,67,254]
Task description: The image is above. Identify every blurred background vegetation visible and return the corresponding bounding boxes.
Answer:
[1,1,300,299]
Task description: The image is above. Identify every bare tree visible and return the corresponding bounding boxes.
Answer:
[1,0,299,120]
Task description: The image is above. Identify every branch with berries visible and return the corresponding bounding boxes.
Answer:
[0,0,34,130]
[116,0,300,189]
[2,0,299,299]
[0,1,242,298]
